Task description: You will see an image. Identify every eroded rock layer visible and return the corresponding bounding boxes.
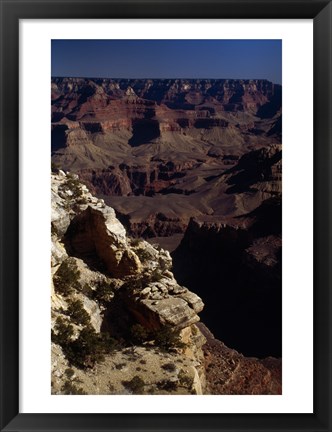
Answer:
[51,77,281,238]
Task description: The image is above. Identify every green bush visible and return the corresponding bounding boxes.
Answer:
[115,363,127,370]
[153,327,186,352]
[58,175,84,207]
[64,368,75,380]
[93,280,114,303]
[130,323,151,344]
[53,259,81,296]
[161,362,177,372]
[64,326,105,368]
[66,299,91,326]
[61,380,87,395]
[51,317,74,345]
[52,312,119,369]
[101,331,121,351]
[122,375,145,394]
[178,369,194,389]
[63,175,83,199]
[156,379,177,392]
[64,326,119,369]
[81,283,93,297]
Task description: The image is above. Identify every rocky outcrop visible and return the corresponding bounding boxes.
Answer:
[51,172,206,395]
[65,205,141,278]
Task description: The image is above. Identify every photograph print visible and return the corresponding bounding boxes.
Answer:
[51,39,282,395]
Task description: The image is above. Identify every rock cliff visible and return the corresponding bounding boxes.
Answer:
[51,171,206,395]
[172,196,282,359]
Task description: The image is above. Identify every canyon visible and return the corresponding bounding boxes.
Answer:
[51,78,281,239]
[51,172,281,395]
[51,77,282,387]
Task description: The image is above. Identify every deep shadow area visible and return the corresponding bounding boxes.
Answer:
[128,119,160,147]
[51,124,68,154]
[172,199,282,359]
[256,86,282,119]
[63,208,109,274]
[226,147,282,194]
[82,122,103,133]
[194,118,228,129]
[267,116,282,138]
[51,112,65,122]
[101,294,133,340]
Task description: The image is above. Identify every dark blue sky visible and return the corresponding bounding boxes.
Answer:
[52,40,281,84]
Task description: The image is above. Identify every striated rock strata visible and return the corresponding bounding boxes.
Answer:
[51,77,281,239]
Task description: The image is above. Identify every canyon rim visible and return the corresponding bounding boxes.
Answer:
[51,40,282,396]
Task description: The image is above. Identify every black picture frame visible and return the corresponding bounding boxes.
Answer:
[1,1,331,431]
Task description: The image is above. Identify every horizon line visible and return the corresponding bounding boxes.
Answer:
[51,76,281,85]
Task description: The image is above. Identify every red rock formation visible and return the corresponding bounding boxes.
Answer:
[198,323,281,395]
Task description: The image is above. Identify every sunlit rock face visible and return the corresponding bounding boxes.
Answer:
[51,172,207,395]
